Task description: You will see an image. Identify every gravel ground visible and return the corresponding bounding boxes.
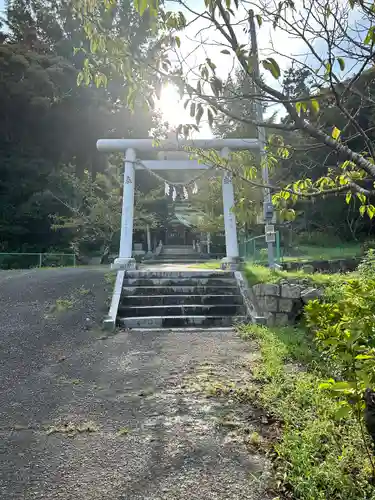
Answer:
[0,268,271,500]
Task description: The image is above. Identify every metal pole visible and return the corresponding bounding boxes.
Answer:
[248,10,275,268]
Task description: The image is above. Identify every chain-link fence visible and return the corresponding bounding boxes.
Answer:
[0,253,76,270]
[238,232,281,264]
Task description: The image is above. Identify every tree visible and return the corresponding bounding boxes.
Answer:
[75,0,375,219]
[51,164,161,258]
[0,0,161,253]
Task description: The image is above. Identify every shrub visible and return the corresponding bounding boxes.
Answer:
[305,258,375,474]
[240,325,375,499]
[361,240,375,255]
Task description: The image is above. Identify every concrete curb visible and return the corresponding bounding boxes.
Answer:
[103,270,125,331]
[234,271,266,325]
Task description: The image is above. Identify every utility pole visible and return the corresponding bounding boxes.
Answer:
[248,9,275,268]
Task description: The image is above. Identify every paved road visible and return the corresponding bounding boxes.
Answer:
[0,268,270,500]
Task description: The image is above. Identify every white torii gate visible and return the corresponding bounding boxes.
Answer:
[96,137,260,270]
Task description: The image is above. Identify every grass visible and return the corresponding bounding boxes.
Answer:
[117,427,130,436]
[281,243,362,262]
[190,242,362,271]
[244,262,354,287]
[237,324,375,500]
[46,421,99,436]
[189,260,222,269]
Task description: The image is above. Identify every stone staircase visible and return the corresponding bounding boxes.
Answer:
[117,269,247,329]
[150,245,208,264]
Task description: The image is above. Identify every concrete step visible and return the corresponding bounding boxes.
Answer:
[157,253,204,257]
[148,259,209,264]
[121,294,244,306]
[124,270,231,278]
[161,246,198,255]
[118,304,245,317]
[118,315,247,329]
[123,278,237,287]
[122,285,238,296]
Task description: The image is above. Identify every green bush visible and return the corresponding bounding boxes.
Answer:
[361,240,375,255]
[357,248,375,277]
[240,325,375,500]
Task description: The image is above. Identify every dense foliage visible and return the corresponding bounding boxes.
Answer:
[0,0,162,258]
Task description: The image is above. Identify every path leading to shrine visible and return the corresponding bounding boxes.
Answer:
[0,267,270,500]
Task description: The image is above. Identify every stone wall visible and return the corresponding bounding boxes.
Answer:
[251,281,322,326]
[282,257,359,273]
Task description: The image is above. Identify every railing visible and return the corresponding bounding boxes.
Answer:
[238,232,281,264]
[0,252,76,270]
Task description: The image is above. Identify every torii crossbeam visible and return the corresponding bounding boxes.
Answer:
[96,137,260,270]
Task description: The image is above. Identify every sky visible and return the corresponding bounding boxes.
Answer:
[157,0,308,137]
[157,0,366,138]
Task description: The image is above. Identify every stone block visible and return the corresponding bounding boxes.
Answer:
[256,297,266,311]
[264,295,278,312]
[281,284,301,299]
[302,264,315,274]
[266,313,276,327]
[301,287,322,304]
[278,298,294,313]
[252,284,264,296]
[274,313,289,326]
[262,283,280,296]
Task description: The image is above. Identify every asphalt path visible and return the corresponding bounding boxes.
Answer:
[0,267,270,500]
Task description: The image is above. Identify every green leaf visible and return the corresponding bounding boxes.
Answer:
[175,36,181,48]
[256,14,262,27]
[310,99,319,115]
[334,404,351,420]
[207,108,214,128]
[357,192,366,204]
[210,77,222,97]
[319,382,333,390]
[339,175,349,185]
[262,58,281,79]
[330,381,354,392]
[77,71,84,86]
[364,26,375,45]
[332,126,341,140]
[346,192,352,204]
[367,205,375,219]
[196,103,204,125]
[325,61,332,76]
[341,160,352,170]
[221,49,231,55]
[190,102,196,118]
[337,57,345,71]
[139,0,148,15]
[206,58,216,73]
[183,99,189,110]
[355,354,374,360]
[360,205,366,216]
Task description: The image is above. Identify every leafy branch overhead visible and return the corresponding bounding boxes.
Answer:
[74,0,375,219]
